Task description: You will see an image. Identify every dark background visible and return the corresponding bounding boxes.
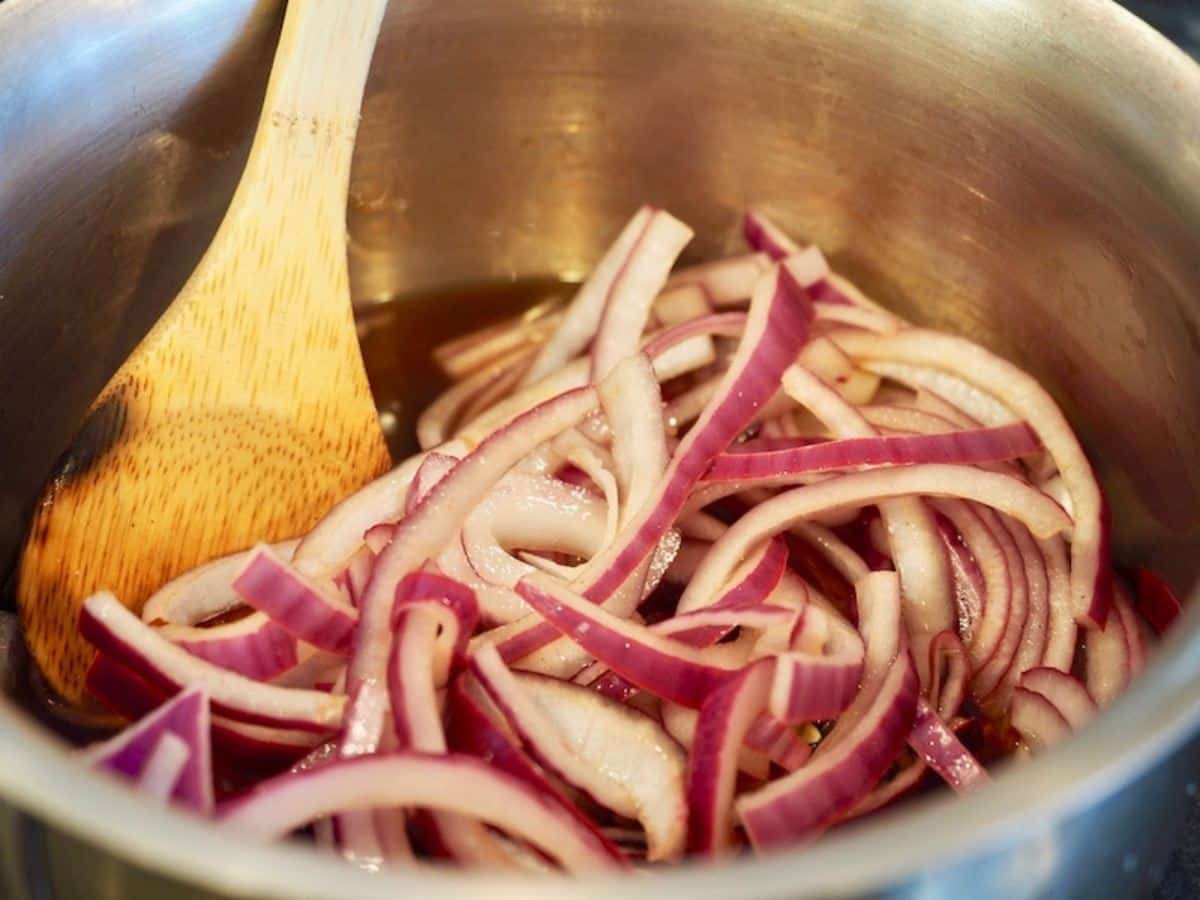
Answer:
[0,0,1195,896]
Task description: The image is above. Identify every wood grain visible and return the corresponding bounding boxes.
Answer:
[19,0,393,706]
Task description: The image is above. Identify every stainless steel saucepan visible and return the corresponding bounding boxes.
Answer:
[1,0,1198,897]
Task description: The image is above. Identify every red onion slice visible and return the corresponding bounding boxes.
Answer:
[419,349,532,450]
[599,354,669,530]
[742,210,802,261]
[737,649,918,849]
[473,646,687,862]
[682,465,1071,614]
[86,655,325,766]
[686,659,774,856]
[704,423,1039,484]
[665,253,772,306]
[907,699,989,793]
[1084,592,1131,707]
[81,593,344,732]
[641,312,748,359]
[433,305,563,380]
[514,573,742,708]
[654,283,713,326]
[583,258,821,603]
[492,260,820,667]
[736,571,918,847]
[523,207,654,387]
[141,539,300,627]
[1010,687,1071,749]
[158,614,298,680]
[1018,667,1097,730]
[219,752,627,873]
[346,386,600,754]
[591,210,694,381]
[834,329,1111,629]
[134,732,192,804]
[83,685,213,813]
[291,458,425,581]
[233,546,358,655]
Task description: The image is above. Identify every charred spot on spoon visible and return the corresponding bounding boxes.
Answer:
[55,392,132,485]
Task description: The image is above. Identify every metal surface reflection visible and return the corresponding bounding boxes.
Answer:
[0,0,1199,898]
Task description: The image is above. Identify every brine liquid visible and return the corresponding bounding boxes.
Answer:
[357,278,573,459]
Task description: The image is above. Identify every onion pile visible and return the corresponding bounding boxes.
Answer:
[77,208,1183,870]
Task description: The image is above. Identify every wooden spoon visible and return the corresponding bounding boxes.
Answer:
[19,0,393,707]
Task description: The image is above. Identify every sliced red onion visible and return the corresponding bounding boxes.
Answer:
[682,465,1070,614]
[392,571,480,673]
[776,363,952,686]
[433,305,563,380]
[927,630,969,720]
[473,646,686,862]
[705,423,1040,484]
[591,210,693,381]
[458,324,713,449]
[233,546,358,655]
[1038,536,1077,672]
[742,209,802,261]
[134,732,192,804]
[142,539,300,627]
[640,312,748,360]
[1018,667,1097,730]
[797,337,880,405]
[492,260,821,668]
[1114,587,1146,677]
[523,207,654,387]
[814,303,901,334]
[582,540,791,703]
[87,651,327,768]
[84,685,213,813]
[1084,597,1130,707]
[387,594,505,869]
[834,329,1111,629]
[1133,567,1183,635]
[346,386,600,754]
[220,752,627,873]
[389,606,450,750]
[845,755,928,820]
[662,701,770,780]
[583,256,821,601]
[994,518,1050,700]
[409,457,463,526]
[768,609,863,725]
[599,354,668,530]
[665,253,772,306]
[654,283,713,325]
[461,470,610,591]
[1010,687,1071,749]
[157,614,298,680]
[686,659,774,856]
[907,699,989,793]
[445,676,627,864]
[860,404,961,436]
[514,573,742,708]
[81,593,344,732]
[291,457,427,581]
[968,508,1028,702]
[419,349,531,450]
[737,648,918,849]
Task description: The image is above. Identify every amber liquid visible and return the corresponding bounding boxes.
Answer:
[356,278,575,459]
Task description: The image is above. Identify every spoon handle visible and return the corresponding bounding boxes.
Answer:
[234,0,390,215]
